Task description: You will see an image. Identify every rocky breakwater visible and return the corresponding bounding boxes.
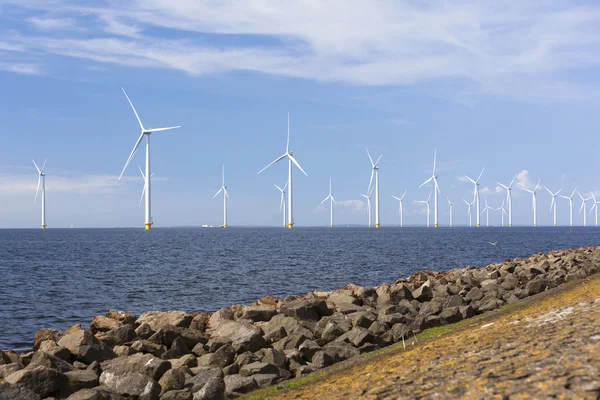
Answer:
[1,246,599,400]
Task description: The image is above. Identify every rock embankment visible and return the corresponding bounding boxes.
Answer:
[1,246,599,400]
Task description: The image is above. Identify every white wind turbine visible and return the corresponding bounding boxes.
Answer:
[118,88,181,230]
[366,148,383,228]
[418,192,432,227]
[137,166,155,208]
[33,159,47,229]
[463,198,475,227]
[258,113,307,228]
[447,196,453,227]
[212,165,229,228]
[391,191,407,227]
[481,198,493,227]
[521,179,541,227]
[578,191,591,227]
[465,168,485,227]
[560,188,577,227]
[545,186,563,227]
[274,182,288,228]
[497,174,517,227]
[590,193,600,227]
[419,150,440,227]
[320,177,336,228]
[494,199,507,227]
[360,185,374,228]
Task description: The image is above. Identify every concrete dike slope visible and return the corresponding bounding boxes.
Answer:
[1,246,599,400]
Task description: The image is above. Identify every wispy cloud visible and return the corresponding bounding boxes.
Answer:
[28,17,78,31]
[314,199,365,214]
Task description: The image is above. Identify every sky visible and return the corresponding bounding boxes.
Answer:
[1,0,600,228]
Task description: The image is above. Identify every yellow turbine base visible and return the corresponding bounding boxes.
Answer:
[434,223,438,228]
[287,223,294,229]
[476,224,480,227]
[554,224,557,227]
[145,222,153,230]
[41,225,46,230]
[534,224,537,227]
[509,224,512,227]
[222,225,227,228]
[375,223,380,228]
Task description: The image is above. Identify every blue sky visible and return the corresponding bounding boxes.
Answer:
[1,0,600,228]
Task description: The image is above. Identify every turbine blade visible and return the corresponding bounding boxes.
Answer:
[139,182,146,208]
[434,178,441,194]
[119,132,145,180]
[213,188,223,199]
[283,180,288,190]
[465,175,476,184]
[476,168,485,182]
[32,160,41,174]
[545,187,552,195]
[320,196,329,204]
[419,177,433,188]
[257,154,286,175]
[40,158,47,173]
[288,154,308,176]
[392,195,400,201]
[286,112,290,153]
[138,165,146,180]
[400,190,407,200]
[224,188,229,198]
[556,188,563,196]
[432,149,437,174]
[274,184,283,192]
[365,147,374,167]
[34,176,41,203]
[509,174,517,187]
[374,154,382,167]
[121,87,145,131]
[368,169,374,193]
[145,126,181,133]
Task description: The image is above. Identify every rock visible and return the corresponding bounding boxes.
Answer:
[106,310,136,325]
[459,305,475,319]
[412,282,433,302]
[100,353,171,381]
[136,311,193,331]
[222,363,239,376]
[90,316,122,334]
[320,322,348,342]
[192,376,225,400]
[170,354,197,370]
[439,307,463,325]
[58,330,116,364]
[379,313,412,326]
[191,343,207,357]
[97,324,136,347]
[207,309,234,330]
[0,384,41,400]
[209,321,267,353]
[294,365,316,378]
[64,369,99,392]
[239,306,277,323]
[260,348,286,370]
[5,366,68,398]
[444,295,466,308]
[135,323,155,340]
[150,327,208,350]
[289,325,315,340]
[27,350,75,373]
[391,323,410,342]
[525,278,551,296]
[99,370,161,399]
[206,338,229,353]
[298,340,321,362]
[189,313,211,333]
[420,301,443,316]
[185,368,224,394]
[258,314,297,342]
[131,340,167,357]
[161,389,193,400]
[158,368,185,392]
[87,360,102,376]
[223,375,257,396]
[343,327,380,347]
[197,344,236,368]
[478,298,504,313]
[239,362,279,377]
[33,329,62,351]
[334,303,365,315]
[252,373,281,388]
[0,363,21,378]
[113,345,135,357]
[465,287,484,302]
[376,283,413,307]
[161,337,190,360]
[410,314,441,333]
[348,311,377,329]
[311,343,359,369]
[280,299,320,321]
[38,340,71,362]
[66,387,124,400]
[273,333,308,351]
[328,292,361,306]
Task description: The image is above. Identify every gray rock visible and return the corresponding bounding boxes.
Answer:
[272,333,308,351]
[101,353,171,381]
[328,292,361,306]
[209,321,267,353]
[320,322,347,342]
[161,337,190,360]
[106,310,137,326]
[222,363,239,376]
[64,369,100,392]
[185,368,224,394]
[38,340,71,362]
[135,323,155,340]
[66,387,125,400]
[525,278,550,296]
[293,365,316,378]
[343,327,380,347]
[189,312,211,333]
[170,354,197,371]
[99,370,161,400]
[239,306,277,323]
[97,325,136,347]
[234,352,260,367]
[311,343,359,369]
[348,311,377,329]
[298,340,321,362]
[368,321,390,336]
[27,351,75,374]
[5,366,68,398]
[465,287,484,302]
[459,305,475,319]
[252,373,281,388]
[391,323,410,342]
[58,330,117,364]
[131,340,167,357]
[158,368,185,392]
[205,338,229,354]
[420,301,443,316]
[260,348,286,370]
[439,307,463,325]
[479,298,504,313]
[197,344,235,368]
[87,360,102,376]
[280,299,320,321]
[136,311,193,331]
[90,315,123,334]
[0,383,41,400]
[223,374,257,396]
[191,343,207,357]
[411,282,433,302]
[113,346,135,357]
[289,325,315,340]
[258,314,297,341]
[334,303,365,315]
[444,295,466,308]
[239,362,279,377]
[160,389,193,400]
[379,313,412,326]
[150,327,208,350]
[192,376,225,400]
[0,363,21,379]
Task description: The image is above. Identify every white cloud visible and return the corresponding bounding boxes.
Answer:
[28,17,78,31]
[480,186,503,195]
[315,199,365,214]
[0,62,42,75]
[456,175,470,183]
[515,169,533,189]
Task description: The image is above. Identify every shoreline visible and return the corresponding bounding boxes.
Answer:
[1,245,599,399]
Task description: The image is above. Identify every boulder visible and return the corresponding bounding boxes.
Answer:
[100,353,171,381]
[99,371,161,400]
[280,299,320,321]
[206,338,230,353]
[252,373,281,388]
[465,287,484,302]
[207,309,234,330]
[63,369,99,392]
[58,330,116,364]
[161,389,193,400]
[106,310,136,326]
[311,343,359,369]
[26,350,76,373]
[185,368,224,394]
[33,329,63,351]
[258,314,297,341]
[222,363,239,376]
[239,306,277,323]
[158,368,186,392]
[191,343,207,357]
[234,352,260,367]
[96,324,136,347]
[189,312,212,333]
[328,292,361,306]
[298,340,321,362]
[192,376,225,400]
[348,311,377,329]
[149,327,208,349]
[113,345,135,357]
[136,311,193,331]
[161,337,190,360]
[439,307,463,325]
[239,362,279,377]
[197,344,236,368]
[444,295,466,308]
[223,375,257,396]
[170,354,197,370]
[334,303,365,315]
[131,340,166,357]
[209,321,267,353]
[273,333,308,351]
[38,340,71,362]
[5,366,68,398]
[412,281,433,302]
[135,323,155,340]
[0,384,41,400]
[66,387,125,400]
[0,363,21,378]
[525,278,551,296]
[342,327,380,348]
[89,316,122,334]
[260,348,286,370]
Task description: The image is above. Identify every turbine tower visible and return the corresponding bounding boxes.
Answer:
[481,198,493,227]
[590,193,600,227]
[495,199,507,227]
[419,150,440,227]
[447,196,453,227]
[118,88,181,230]
[274,182,288,228]
[391,191,407,227]
[463,199,475,227]
[559,187,577,227]
[545,186,562,227]
[497,174,517,227]
[33,159,47,230]
[258,113,307,228]
[360,185,374,227]
[366,148,382,228]
[465,168,485,227]
[320,177,336,228]
[578,191,591,227]
[137,166,154,208]
[522,179,541,227]
[212,165,229,228]
[418,192,432,227]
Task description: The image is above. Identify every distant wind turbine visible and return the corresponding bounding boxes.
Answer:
[118,87,181,230]
[578,191,591,227]
[274,182,288,228]
[497,174,517,227]
[418,192,432,227]
[360,185,374,227]
[559,188,577,227]
[463,198,475,227]
[33,159,47,230]
[522,179,542,227]
[447,196,453,227]
[366,148,382,228]
[258,113,307,228]
[545,186,563,227]
[465,168,485,227]
[391,191,407,227]
[212,165,229,228]
[481,197,493,227]
[590,193,600,227]
[419,150,440,227]
[494,199,507,227]
[320,177,336,228]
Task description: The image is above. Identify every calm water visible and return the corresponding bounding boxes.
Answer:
[1,227,599,350]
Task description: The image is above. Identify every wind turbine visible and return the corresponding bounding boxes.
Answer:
[33,159,47,230]
[366,148,383,228]
[560,188,577,227]
[137,166,155,208]
[481,198,493,227]
[212,165,229,228]
[274,182,288,228]
[419,150,440,227]
[391,191,407,227]
[497,174,517,227]
[258,113,307,228]
[465,168,485,227]
[418,192,432,227]
[521,179,541,227]
[494,199,507,227]
[590,193,600,227]
[320,177,336,228]
[463,199,475,227]
[545,186,562,227]
[360,185,374,227]
[447,196,453,227]
[578,191,591,227]
[118,87,181,230]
